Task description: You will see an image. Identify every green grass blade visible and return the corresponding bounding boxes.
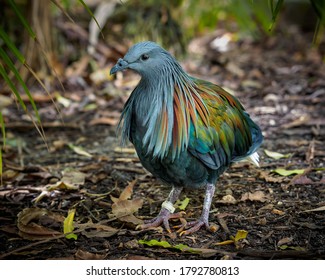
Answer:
[310,0,325,23]
[0,47,40,122]
[23,63,51,121]
[0,111,4,185]
[271,0,284,21]
[0,27,25,63]
[269,0,274,15]
[0,61,47,146]
[51,0,75,23]
[268,0,284,31]
[22,63,48,142]
[8,0,36,38]
[312,18,325,46]
[78,0,104,39]
[310,0,325,46]
[61,0,70,10]
[7,1,64,122]
[0,111,5,148]
[0,63,27,111]
[0,148,2,186]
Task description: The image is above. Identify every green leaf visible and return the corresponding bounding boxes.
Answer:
[64,209,78,240]
[273,168,305,176]
[315,167,325,171]
[139,239,172,248]
[264,149,291,160]
[173,243,191,251]
[279,245,306,251]
[176,197,190,210]
[139,239,219,256]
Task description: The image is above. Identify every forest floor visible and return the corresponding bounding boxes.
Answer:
[0,28,324,260]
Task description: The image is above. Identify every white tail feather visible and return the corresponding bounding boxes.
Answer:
[247,152,260,167]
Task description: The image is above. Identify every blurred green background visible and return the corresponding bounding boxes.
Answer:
[1,0,324,84]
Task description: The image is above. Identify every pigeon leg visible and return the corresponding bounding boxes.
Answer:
[180,183,216,235]
[138,186,184,233]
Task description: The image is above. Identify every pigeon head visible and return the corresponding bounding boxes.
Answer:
[110,41,177,77]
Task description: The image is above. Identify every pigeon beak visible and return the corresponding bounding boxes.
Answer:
[110,58,129,75]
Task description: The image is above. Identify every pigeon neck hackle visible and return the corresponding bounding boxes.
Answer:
[118,41,210,160]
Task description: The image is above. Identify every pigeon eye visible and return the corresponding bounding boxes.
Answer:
[141,54,149,61]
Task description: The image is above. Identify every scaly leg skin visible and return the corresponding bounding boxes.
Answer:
[180,183,216,236]
[138,186,185,233]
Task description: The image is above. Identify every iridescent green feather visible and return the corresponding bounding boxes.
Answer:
[188,79,256,170]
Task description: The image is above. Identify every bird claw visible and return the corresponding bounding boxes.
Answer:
[179,219,219,236]
[138,210,220,236]
[137,209,186,233]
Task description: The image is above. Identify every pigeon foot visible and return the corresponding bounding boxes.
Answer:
[138,208,186,233]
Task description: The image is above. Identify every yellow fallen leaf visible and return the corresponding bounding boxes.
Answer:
[56,94,71,108]
[215,239,235,246]
[264,149,291,159]
[64,209,78,240]
[175,197,190,210]
[68,143,92,158]
[273,168,305,176]
[234,230,248,242]
[215,230,248,246]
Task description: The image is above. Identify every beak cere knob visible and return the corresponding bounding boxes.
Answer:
[118,58,124,67]
[110,58,128,75]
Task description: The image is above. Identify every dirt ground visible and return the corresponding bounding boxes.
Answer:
[0,29,324,260]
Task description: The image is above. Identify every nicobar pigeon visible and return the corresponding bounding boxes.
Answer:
[110,41,263,235]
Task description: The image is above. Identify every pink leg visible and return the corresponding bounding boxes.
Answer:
[138,186,184,232]
[180,183,216,235]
